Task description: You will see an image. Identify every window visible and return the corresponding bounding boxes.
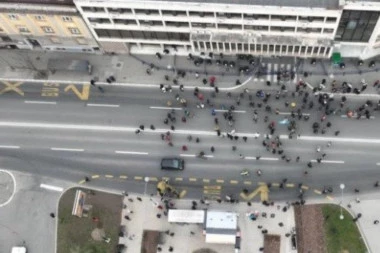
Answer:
[41,26,54,33]
[18,26,30,33]
[68,27,81,35]
[35,15,45,21]
[326,17,337,23]
[62,16,73,22]
[8,14,18,20]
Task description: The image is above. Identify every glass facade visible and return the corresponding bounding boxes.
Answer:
[335,10,380,42]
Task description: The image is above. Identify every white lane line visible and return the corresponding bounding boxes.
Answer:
[51,147,84,152]
[24,100,57,105]
[311,159,345,164]
[245,157,279,161]
[87,103,120,108]
[150,106,183,110]
[282,135,380,144]
[180,154,196,157]
[304,81,314,90]
[115,151,149,155]
[278,112,310,116]
[0,145,20,149]
[40,183,63,192]
[341,115,375,119]
[376,163,380,166]
[214,109,246,113]
[0,169,16,207]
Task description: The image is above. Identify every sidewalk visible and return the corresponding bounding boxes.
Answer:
[1,50,380,96]
[118,193,296,253]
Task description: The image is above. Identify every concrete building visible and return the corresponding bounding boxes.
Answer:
[0,0,100,53]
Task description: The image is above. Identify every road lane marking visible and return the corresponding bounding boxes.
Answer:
[286,183,295,188]
[0,145,20,149]
[278,112,310,116]
[134,176,143,180]
[180,154,196,157]
[51,147,84,152]
[119,175,128,179]
[301,185,309,190]
[115,151,149,155]
[272,183,280,187]
[150,106,182,110]
[0,81,24,96]
[203,179,210,183]
[189,178,197,182]
[149,177,158,181]
[216,179,224,183]
[175,177,183,181]
[245,157,279,161]
[281,135,380,144]
[64,84,90,100]
[24,100,57,105]
[92,175,100,179]
[230,180,238,184]
[105,174,114,178]
[341,114,375,119]
[243,181,252,185]
[87,103,119,108]
[40,183,63,192]
[314,189,322,195]
[326,195,334,201]
[311,159,345,164]
[214,109,246,113]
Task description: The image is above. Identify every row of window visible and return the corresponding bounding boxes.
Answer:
[90,18,335,34]
[8,14,73,22]
[17,26,81,35]
[81,6,337,23]
[95,29,190,41]
[193,41,331,56]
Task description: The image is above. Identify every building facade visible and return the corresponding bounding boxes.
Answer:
[0,0,100,53]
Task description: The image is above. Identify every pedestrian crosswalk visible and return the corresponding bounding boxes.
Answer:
[253,63,297,84]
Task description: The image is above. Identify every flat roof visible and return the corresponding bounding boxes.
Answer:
[206,211,237,230]
[0,0,74,5]
[136,0,340,9]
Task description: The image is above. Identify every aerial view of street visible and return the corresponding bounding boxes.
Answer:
[1,0,380,253]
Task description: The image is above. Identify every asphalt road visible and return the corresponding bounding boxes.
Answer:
[1,78,380,202]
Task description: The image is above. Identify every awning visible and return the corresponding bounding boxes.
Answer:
[205,233,236,244]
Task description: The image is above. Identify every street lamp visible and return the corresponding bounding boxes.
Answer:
[339,183,345,220]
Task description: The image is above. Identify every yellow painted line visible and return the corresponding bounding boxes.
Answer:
[272,183,280,187]
[230,180,239,184]
[161,177,170,181]
[326,195,334,201]
[286,183,295,188]
[189,178,197,182]
[203,179,210,183]
[64,84,90,100]
[258,182,266,186]
[240,192,249,200]
[78,179,85,184]
[175,177,183,181]
[243,181,252,185]
[0,81,24,96]
[216,179,224,183]
[119,175,128,179]
[105,175,114,178]
[204,185,222,190]
[301,185,309,190]
[179,190,187,198]
[91,175,100,179]
[149,177,158,182]
[203,190,221,195]
[134,176,143,180]
[314,189,322,195]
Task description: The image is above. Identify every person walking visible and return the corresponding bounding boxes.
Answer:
[210,146,215,152]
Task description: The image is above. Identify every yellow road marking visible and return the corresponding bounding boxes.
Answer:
[134,176,143,180]
[161,177,170,181]
[105,175,114,178]
[216,179,224,183]
[286,183,295,188]
[326,195,334,201]
[272,183,280,187]
[258,182,266,186]
[149,177,158,181]
[78,179,85,184]
[230,180,239,184]
[203,179,210,183]
[243,181,252,185]
[119,175,128,179]
[314,189,322,195]
[204,185,222,190]
[241,185,270,201]
[179,190,187,198]
[41,83,59,97]
[203,190,221,195]
[189,178,197,182]
[0,81,24,96]
[301,185,309,190]
[64,84,90,100]
[91,175,100,179]
[175,178,183,181]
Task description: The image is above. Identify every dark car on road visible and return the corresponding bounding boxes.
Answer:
[161,158,185,171]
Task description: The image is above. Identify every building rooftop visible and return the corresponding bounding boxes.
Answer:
[205,211,237,230]
[141,0,340,9]
[0,0,73,5]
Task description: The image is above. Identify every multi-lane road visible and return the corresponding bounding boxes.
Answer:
[1,78,380,202]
